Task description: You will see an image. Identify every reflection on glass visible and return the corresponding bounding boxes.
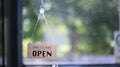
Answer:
[23,0,118,65]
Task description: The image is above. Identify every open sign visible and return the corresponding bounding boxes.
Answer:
[28,43,56,60]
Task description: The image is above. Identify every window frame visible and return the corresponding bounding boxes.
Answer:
[2,0,120,67]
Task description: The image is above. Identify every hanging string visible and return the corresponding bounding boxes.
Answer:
[30,0,44,41]
[42,13,55,43]
[31,0,55,43]
[31,14,40,39]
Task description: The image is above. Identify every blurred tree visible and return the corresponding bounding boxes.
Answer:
[50,0,118,57]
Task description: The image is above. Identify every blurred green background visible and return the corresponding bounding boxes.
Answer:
[23,0,118,60]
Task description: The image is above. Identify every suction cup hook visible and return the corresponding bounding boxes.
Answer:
[39,7,45,14]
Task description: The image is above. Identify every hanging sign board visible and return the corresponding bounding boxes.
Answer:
[28,43,56,60]
[114,31,120,63]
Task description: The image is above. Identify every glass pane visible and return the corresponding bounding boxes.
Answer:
[23,0,118,66]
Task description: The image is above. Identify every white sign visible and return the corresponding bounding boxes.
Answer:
[114,31,120,63]
[27,43,56,60]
